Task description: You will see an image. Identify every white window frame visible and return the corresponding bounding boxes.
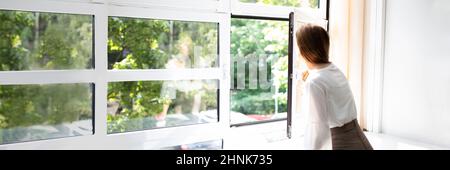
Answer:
[229,0,328,137]
[0,0,329,149]
[230,0,328,19]
[0,0,230,149]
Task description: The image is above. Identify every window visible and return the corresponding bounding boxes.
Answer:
[0,10,93,71]
[106,16,221,134]
[230,0,329,140]
[0,0,328,149]
[108,17,219,70]
[0,83,93,145]
[0,9,94,145]
[1,0,225,149]
[239,0,320,8]
[230,17,288,125]
[107,80,218,134]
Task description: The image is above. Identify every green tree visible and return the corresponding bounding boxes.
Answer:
[107,17,218,133]
[231,18,288,116]
[0,11,93,144]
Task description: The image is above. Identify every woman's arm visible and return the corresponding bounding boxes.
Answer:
[304,81,332,150]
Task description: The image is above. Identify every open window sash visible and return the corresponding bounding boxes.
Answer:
[287,8,328,139]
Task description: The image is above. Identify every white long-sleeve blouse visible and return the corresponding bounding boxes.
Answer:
[301,63,357,150]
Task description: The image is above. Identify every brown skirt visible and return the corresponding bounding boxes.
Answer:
[330,119,373,150]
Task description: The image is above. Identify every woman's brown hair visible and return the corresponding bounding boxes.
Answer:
[296,24,330,64]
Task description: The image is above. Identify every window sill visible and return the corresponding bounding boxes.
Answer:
[224,125,449,150]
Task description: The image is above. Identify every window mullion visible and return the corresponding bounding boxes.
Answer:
[94,6,108,138]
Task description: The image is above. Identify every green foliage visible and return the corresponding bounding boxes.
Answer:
[0,115,7,128]
[0,84,92,126]
[231,18,288,115]
[106,18,218,133]
[0,11,92,71]
[108,17,168,69]
[38,13,92,69]
[108,81,165,117]
[0,10,93,143]
[0,11,33,71]
[107,112,151,134]
[0,84,93,143]
[0,8,291,138]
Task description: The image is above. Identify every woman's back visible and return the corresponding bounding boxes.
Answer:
[305,63,357,128]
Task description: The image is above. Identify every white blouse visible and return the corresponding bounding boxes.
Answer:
[301,63,357,150]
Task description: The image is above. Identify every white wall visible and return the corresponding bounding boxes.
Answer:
[382,0,450,148]
[328,0,366,127]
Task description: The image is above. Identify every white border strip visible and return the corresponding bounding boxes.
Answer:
[0,70,97,84]
[107,69,221,82]
[0,123,223,149]
[108,0,222,13]
[108,5,224,23]
[230,0,327,19]
[0,0,104,15]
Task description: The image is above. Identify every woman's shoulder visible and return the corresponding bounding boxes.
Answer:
[305,74,327,91]
[307,64,347,89]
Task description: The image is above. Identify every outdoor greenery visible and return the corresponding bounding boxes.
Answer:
[231,18,288,117]
[0,10,93,144]
[230,0,319,120]
[0,0,305,141]
[107,17,218,133]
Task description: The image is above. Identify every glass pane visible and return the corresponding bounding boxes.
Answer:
[108,17,219,70]
[0,10,93,71]
[107,80,218,134]
[0,83,94,145]
[160,139,223,150]
[239,0,319,8]
[230,18,288,125]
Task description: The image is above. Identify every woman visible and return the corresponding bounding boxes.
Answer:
[296,24,373,150]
